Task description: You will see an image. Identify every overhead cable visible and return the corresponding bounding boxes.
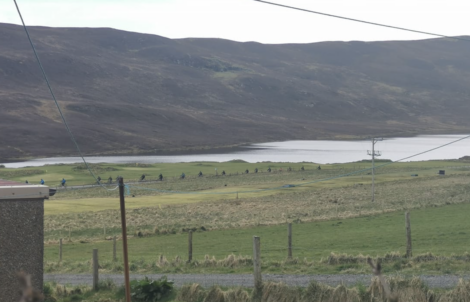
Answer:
[128,135,470,195]
[253,0,470,42]
[12,0,117,191]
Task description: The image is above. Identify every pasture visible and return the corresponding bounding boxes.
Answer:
[4,159,470,274]
[44,201,470,275]
[32,159,470,275]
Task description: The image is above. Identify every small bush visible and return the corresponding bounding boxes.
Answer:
[130,276,174,302]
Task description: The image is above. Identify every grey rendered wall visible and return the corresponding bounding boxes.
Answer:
[0,199,44,302]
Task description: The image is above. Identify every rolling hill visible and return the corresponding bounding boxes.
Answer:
[1,23,470,160]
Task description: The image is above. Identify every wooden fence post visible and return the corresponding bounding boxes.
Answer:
[288,223,292,259]
[405,212,412,258]
[59,238,62,262]
[113,236,117,262]
[93,248,99,290]
[253,236,262,292]
[188,231,193,263]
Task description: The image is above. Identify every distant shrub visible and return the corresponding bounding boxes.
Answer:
[72,164,117,172]
[123,163,153,168]
[0,169,44,177]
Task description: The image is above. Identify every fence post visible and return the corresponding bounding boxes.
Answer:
[188,231,193,263]
[253,236,262,292]
[288,223,292,259]
[405,212,412,258]
[59,238,62,262]
[113,236,117,262]
[93,248,99,290]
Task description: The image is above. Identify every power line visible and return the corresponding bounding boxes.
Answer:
[13,0,116,191]
[12,0,470,196]
[253,0,470,42]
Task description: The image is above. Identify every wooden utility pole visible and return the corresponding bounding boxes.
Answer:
[119,177,131,302]
[405,212,412,258]
[93,249,99,291]
[367,138,383,202]
[188,231,193,263]
[287,223,292,259]
[113,236,117,262]
[253,236,262,291]
[59,238,62,262]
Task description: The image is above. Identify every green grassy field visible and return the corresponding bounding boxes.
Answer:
[3,159,469,275]
[44,201,470,275]
[38,159,470,216]
[2,159,467,188]
[43,170,470,241]
[1,161,322,186]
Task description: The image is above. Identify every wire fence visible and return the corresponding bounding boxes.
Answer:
[44,212,470,276]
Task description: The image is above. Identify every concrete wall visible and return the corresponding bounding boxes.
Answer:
[0,199,44,302]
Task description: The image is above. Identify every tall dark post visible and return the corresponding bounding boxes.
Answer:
[406,212,412,258]
[119,177,131,302]
[253,236,262,291]
[288,223,292,259]
[93,249,99,291]
[188,231,193,263]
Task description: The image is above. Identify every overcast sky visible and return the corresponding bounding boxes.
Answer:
[2,0,470,44]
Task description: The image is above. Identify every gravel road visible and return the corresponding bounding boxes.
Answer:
[45,274,469,289]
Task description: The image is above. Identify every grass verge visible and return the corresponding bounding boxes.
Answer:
[44,277,470,302]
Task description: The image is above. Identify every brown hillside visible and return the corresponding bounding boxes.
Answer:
[1,23,470,160]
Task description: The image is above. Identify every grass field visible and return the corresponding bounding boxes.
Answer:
[41,160,470,216]
[44,201,470,275]
[3,159,470,275]
[2,159,467,188]
[43,171,470,240]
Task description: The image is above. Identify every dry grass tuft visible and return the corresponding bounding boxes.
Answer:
[176,277,470,302]
[439,279,470,302]
[156,254,170,268]
[177,283,205,302]
[205,286,227,302]
[261,282,301,302]
[224,288,251,302]
[303,281,361,302]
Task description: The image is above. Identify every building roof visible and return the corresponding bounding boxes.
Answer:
[0,179,49,200]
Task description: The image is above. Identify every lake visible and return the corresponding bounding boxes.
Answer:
[2,134,469,168]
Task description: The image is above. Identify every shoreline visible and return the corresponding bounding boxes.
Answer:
[3,131,468,164]
[2,134,469,168]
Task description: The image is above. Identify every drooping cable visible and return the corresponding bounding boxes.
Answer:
[253,0,470,42]
[12,0,117,190]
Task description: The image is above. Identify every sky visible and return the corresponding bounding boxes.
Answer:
[2,0,470,44]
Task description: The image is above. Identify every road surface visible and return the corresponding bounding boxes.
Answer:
[44,273,469,289]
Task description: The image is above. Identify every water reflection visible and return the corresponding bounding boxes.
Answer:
[3,135,469,168]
